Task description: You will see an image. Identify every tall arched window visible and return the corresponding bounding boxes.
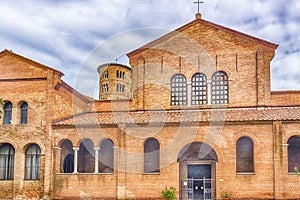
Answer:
[20,102,28,124]
[288,136,300,173]
[212,71,228,105]
[192,73,207,105]
[236,137,254,173]
[0,143,14,180]
[78,139,94,173]
[25,144,41,180]
[60,140,74,173]
[3,101,12,124]
[171,74,187,106]
[99,139,114,173]
[144,138,160,173]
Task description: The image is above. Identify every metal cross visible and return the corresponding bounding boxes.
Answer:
[194,0,204,13]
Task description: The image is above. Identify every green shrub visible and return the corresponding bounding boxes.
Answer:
[161,186,176,200]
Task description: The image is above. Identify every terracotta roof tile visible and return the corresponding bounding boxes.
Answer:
[52,107,300,126]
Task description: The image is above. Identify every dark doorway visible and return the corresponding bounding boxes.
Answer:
[178,142,217,200]
[188,164,211,199]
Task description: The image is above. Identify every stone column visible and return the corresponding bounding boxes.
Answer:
[187,82,192,106]
[207,80,212,105]
[94,147,100,174]
[73,148,79,174]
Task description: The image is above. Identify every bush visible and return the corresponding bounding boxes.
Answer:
[161,186,176,200]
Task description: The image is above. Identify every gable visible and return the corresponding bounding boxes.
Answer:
[127,17,278,59]
[0,49,63,80]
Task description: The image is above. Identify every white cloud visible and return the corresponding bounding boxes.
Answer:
[0,0,299,96]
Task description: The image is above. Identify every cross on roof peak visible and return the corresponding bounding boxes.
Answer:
[194,0,204,14]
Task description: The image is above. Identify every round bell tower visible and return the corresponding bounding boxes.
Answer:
[97,63,132,100]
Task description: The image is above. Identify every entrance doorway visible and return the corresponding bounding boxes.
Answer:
[178,142,218,200]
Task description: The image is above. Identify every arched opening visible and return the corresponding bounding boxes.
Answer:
[0,143,14,180]
[3,101,12,124]
[99,139,114,173]
[20,101,28,124]
[178,142,218,200]
[78,139,94,173]
[288,136,300,173]
[144,138,160,173]
[60,140,74,173]
[25,144,41,180]
[236,136,254,173]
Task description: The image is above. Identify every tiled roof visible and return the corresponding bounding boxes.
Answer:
[52,107,300,126]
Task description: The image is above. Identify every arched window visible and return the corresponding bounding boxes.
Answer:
[212,71,228,105]
[25,144,41,180]
[144,138,160,173]
[192,73,207,105]
[288,136,300,173]
[103,70,109,79]
[116,70,119,78]
[20,102,28,124]
[60,140,74,173]
[171,74,187,106]
[102,84,108,93]
[78,139,94,173]
[236,137,254,173]
[99,139,114,173]
[3,101,12,124]
[0,143,14,180]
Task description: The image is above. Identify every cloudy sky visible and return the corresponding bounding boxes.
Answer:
[0,0,299,98]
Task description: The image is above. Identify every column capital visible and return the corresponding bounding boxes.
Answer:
[94,147,100,151]
[73,147,80,151]
[53,147,62,150]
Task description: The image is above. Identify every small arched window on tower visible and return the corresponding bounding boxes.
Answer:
[20,102,28,124]
[102,84,108,93]
[103,70,109,79]
[212,71,229,105]
[171,74,187,106]
[288,136,300,173]
[236,137,254,173]
[0,143,14,180]
[25,144,41,180]
[192,73,207,105]
[144,138,160,173]
[116,70,119,78]
[3,101,12,124]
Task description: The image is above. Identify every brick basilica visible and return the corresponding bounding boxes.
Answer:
[0,13,300,200]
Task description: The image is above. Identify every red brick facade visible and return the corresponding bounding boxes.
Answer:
[0,15,300,200]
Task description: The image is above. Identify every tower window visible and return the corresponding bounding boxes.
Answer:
[102,84,109,93]
[103,70,109,79]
